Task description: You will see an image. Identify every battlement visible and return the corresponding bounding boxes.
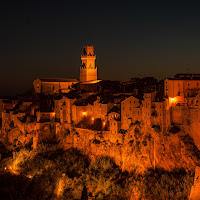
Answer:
[82,45,94,56]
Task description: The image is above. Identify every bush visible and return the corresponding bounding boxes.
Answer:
[152,125,161,133]
[144,133,152,141]
[137,169,194,200]
[133,120,140,125]
[169,124,180,134]
[128,140,134,146]
[135,128,140,134]
[142,140,147,146]
[93,139,100,144]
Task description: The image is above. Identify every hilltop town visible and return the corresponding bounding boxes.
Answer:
[1,45,200,199]
[0,46,200,149]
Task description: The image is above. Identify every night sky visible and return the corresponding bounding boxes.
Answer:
[1,1,200,95]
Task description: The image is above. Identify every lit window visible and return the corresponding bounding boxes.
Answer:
[82,112,87,116]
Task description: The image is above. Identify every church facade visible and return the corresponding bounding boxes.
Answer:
[33,45,98,94]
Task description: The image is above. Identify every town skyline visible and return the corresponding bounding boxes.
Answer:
[2,1,200,95]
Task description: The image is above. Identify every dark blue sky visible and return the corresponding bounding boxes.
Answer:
[1,1,200,95]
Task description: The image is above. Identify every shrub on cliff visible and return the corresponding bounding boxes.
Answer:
[169,124,180,134]
[133,120,140,125]
[138,169,194,200]
[152,125,161,133]
[85,157,125,199]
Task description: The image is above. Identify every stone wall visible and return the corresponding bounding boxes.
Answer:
[170,107,200,149]
[190,166,200,200]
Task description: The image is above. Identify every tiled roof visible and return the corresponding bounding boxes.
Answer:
[168,74,200,80]
[39,78,78,82]
[108,106,120,114]
[73,95,97,106]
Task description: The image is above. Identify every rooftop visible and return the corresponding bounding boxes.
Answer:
[39,78,78,83]
[167,74,200,80]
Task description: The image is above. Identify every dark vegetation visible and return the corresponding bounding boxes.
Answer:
[0,145,194,200]
[152,125,161,133]
[132,168,194,200]
[169,124,181,134]
[179,133,200,161]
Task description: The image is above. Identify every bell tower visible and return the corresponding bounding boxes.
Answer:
[80,45,97,82]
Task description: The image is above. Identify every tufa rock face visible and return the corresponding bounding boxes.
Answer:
[190,166,200,200]
[59,122,198,174]
[1,115,199,174]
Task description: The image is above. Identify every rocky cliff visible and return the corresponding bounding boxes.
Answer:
[58,122,200,174]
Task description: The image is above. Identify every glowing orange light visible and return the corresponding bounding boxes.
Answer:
[170,97,176,103]
[92,117,94,121]
[27,175,33,179]
[103,122,106,125]
[82,112,87,116]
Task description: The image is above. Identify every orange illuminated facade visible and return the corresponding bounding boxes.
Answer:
[80,46,97,82]
[165,74,200,107]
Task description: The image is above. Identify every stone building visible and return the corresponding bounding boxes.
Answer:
[165,74,200,108]
[33,78,78,95]
[121,96,141,130]
[141,92,157,129]
[107,105,120,122]
[109,118,121,134]
[33,45,99,95]
[80,46,97,82]
[54,95,76,124]
[93,97,114,123]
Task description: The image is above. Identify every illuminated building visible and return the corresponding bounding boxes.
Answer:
[165,74,200,107]
[80,46,97,82]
